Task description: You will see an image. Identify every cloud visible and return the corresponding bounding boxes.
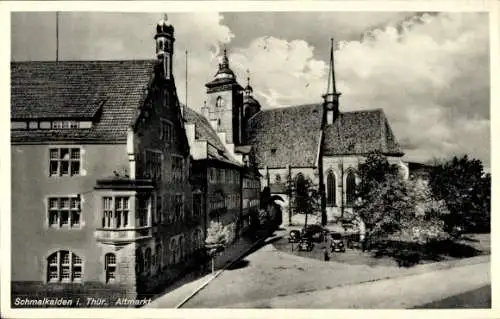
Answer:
[10,12,490,168]
[222,12,489,168]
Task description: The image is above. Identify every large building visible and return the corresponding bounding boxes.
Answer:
[10,16,204,302]
[203,40,407,225]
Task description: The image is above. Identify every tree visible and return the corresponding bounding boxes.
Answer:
[356,175,415,245]
[286,174,321,228]
[205,221,232,273]
[428,155,491,233]
[355,151,449,246]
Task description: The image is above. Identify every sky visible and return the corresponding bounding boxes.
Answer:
[11,11,490,169]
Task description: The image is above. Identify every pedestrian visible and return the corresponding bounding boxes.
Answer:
[323,247,330,261]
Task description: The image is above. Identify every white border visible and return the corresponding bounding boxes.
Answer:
[1,1,498,318]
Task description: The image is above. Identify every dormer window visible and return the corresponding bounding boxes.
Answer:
[271,148,277,155]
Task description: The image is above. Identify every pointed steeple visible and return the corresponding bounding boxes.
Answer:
[326,38,337,95]
[323,38,341,125]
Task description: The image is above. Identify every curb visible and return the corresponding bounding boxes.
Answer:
[174,234,272,308]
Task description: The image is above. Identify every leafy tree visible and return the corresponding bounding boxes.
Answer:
[355,152,449,246]
[428,155,491,233]
[357,151,399,200]
[205,221,232,273]
[356,175,414,244]
[286,174,321,228]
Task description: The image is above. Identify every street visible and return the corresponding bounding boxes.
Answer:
[147,236,490,309]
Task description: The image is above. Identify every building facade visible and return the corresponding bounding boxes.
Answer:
[11,16,203,301]
[243,40,408,225]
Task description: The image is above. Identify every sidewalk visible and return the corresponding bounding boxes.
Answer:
[145,232,271,308]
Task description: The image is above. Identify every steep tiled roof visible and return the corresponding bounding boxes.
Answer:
[323,109,404,156]
[246,104,323,168]
[11,60,155,143]
[246,104,404,168]
[184,107,241,166]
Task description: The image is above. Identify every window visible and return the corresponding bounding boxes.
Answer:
[327,171,336,207]
[47,250,82,283]
[135,249,143,275]
[193,193,202,219]
[295,173,306,196]
[105,253,116,283]
[48,196,81,228]
[346,171,356,207]
[145,150,162,181]
[144,248,152,274]
[216,96,223,108]
[101,196,129,228]
[49,147,80,176]
[172,156,184,183]
[160,119,173,143]
[51,120,79,129]
[209,167,215,183]
[137,194,149,227]
[174,194,184,221]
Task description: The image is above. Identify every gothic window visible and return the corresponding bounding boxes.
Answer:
[295,173,306,196]
[346,171,356,207]
[326,171,336,207]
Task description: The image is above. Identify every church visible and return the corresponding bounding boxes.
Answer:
[193,40,408,226]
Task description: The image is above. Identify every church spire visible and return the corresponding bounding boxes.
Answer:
[323,38,341,125]
[326,38,337,95]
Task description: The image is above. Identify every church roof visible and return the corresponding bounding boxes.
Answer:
[246,104,323,168]
[246,104,403,168]
[11,60,155,143]
[183,107,241,166]
[323,109,404,156]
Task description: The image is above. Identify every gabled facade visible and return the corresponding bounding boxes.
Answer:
[11,15,202,302]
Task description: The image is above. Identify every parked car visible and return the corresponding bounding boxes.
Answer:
[330,232,346,252]
[301,224,326,242]
[288,230,301,243]
[298,238,314,251]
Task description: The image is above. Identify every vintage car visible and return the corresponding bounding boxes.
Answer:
[330,232,346,253]
[298,238,314,251]
[288,230,301,243]
[301,224,326,242]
